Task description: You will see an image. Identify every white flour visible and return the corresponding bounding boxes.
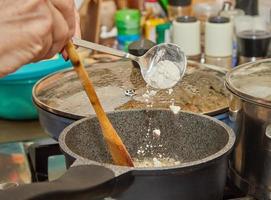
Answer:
[136,60,182,163]
[169,104,181,114]
[168,88,173,95]
[153,129,161,137]
[142,89,157,100]
[145,60,181,89]
[133,157,181,167]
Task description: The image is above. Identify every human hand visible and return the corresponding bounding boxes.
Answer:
[0,0,81,77]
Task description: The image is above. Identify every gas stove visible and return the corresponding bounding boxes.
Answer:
[0,139,254,200]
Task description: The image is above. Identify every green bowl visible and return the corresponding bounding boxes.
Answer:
[0,55,72,120]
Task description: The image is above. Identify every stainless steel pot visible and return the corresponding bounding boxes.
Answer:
[0,110,235,200]
[226,59,271,199]
[33,60,230,140]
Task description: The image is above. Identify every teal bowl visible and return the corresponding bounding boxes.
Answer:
[0,55,72,120]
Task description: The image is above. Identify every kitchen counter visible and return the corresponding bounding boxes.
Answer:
[0,119,47,144]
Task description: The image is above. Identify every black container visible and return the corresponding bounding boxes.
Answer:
[128,39,156,68]
[237,30,271,58]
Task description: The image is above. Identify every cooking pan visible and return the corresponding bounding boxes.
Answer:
[0,110,235,200]
[33,60,230,140]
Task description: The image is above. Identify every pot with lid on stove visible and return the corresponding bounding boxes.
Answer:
[0,109,235,200]
[33,60,230,140]
[225,58,271,199]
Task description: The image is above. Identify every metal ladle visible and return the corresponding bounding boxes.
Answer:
[72,37,187,89]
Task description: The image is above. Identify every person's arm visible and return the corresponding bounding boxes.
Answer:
[0,0,81,77]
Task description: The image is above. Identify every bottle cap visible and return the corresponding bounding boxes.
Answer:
[208,16,230,23]
[176,16,197,23]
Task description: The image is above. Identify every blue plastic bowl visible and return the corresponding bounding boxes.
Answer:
[0,55,72,120]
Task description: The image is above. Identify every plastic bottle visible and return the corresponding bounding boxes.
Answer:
[115,9,141,51]
[172,16,201,61]
[205,16,233,70]
[145,18,165,42]
[156,22,172,44]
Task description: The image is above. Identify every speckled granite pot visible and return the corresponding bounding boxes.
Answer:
[0,110,235,200]
[59,109,235,200]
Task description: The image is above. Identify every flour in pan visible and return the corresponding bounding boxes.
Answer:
[133,157,181,167]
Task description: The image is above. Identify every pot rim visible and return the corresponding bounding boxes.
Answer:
[59,109,235,173]
[225,58,271,109]
[32,61,229,120]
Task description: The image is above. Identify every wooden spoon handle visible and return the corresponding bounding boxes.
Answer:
[65,41,134,167]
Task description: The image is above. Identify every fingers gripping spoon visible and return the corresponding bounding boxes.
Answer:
[65,41,134,167]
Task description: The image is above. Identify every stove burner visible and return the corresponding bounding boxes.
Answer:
[27,138,62,182]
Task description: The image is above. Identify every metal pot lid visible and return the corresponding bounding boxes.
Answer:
[226,58,271,108]
[33,60,228,119]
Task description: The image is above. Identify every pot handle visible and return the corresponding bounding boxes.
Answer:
[0,165,116,200]
[228,95,242,134]
[28,138,63,182]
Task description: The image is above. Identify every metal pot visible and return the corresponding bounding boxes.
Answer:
[33,60,229,140]
[225,59,271,199]
[0,110,235,200]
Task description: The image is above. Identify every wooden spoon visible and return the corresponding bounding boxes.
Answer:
[65,41,134,167]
